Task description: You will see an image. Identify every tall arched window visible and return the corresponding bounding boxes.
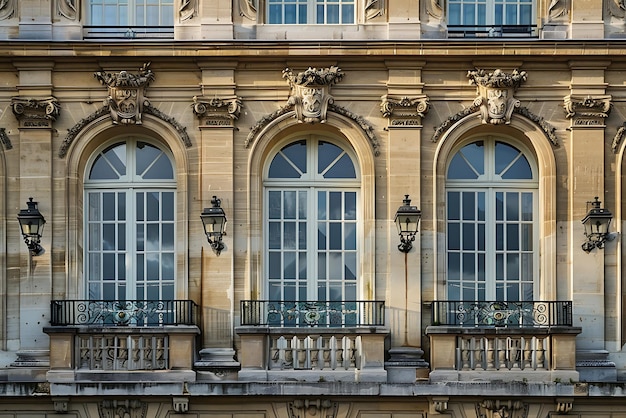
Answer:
[264,136,360,304]
[84,138,176,302]
[445,137,538,301]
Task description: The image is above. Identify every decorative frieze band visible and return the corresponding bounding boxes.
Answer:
[381,94,430,127]
[563,94,611,127]
[11,96,60,129]
[192,96,242,128]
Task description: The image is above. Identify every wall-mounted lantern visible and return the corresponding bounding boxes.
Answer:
[200,196,227,255]
[17,197,46,256]
[394,195,421,253]
[581,196,613,253]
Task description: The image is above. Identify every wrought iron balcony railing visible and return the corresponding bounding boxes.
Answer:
[447,24,538,38]
[50,300,199,327]
[240,300,385,327]
[430,300,572,327]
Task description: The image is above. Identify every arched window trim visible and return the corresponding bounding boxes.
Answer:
[432,115,557,302]
[63,118,191,302]
[247,117,376,303]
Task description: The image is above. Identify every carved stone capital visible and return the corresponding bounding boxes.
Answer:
[430,396,449,413]
[99,400,147,418]
[192,96,242,128]
[283,66,344,123]
[287,399,338,418]
[381,94,429,127]
[11,96,60,128]
[555,398,573,414]
[476,400,528,418]
[468,69,527,125]
[564,94,611,127]
[94,62,154,125]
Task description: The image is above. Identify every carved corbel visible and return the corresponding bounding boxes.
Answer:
[563,94,611,127]
[430,396,449,414]
[283,66,344,123]
[287,399,338,418]
[381,94,429,127]
[11,96,61,128]
[173,396,189,413]
[192,96,242,128]
[94,62,154,125]
[555,398,573,414]
[467,68,527,125]
[53,397,69,413]
[476,400,528,418]
[98,400,147,418]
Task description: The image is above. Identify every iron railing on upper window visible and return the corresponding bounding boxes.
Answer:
[83,26,174,40]
[447,25,538,38]
[240,300,385,327]
[430,300,573,327]
[50,300,199,326]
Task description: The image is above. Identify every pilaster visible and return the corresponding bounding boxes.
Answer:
[565,61,615,380]
[12,61,56,369]
[383,61,428,350]
[193,61,240,376]
[570,0,604,38]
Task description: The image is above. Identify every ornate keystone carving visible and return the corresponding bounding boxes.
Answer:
[0,0,15,20]
[563,95,611,127]
[11,97,60,128]
[180,0,196,21]
[556,398,573,414]
[381,94,429,127]
[99,400,147,418]
[283,66,344,123]
[476,400,528,418]
[192,96,242,128]
[287,399,338,418]
[468,68,527,125]
[94,62,154,125]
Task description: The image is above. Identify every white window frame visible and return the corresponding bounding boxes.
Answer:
[445,137,539,302]
[87,0,174,26]
[448,0,534,26]
[83,138,177,302]
[267,0,356,24]
[263,135,361,302]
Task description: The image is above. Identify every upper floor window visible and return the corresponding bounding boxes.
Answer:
[445,138,538,302]
[448,0,534,37]
[268,0,355,24]
[89,0,174,26]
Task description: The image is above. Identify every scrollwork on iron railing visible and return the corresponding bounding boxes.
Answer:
[50,300,199,326]
[430,300,572,327]
[241,300,385,327]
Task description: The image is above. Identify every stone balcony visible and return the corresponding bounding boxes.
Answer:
[44,300,200,383]
[426,300,581,383]
[236,300,389,382]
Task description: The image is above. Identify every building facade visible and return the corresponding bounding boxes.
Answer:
[1,0,626,417]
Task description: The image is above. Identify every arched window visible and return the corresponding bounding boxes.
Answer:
[84,138,176,302]
[264,136,360,304]
[445,137,538,301]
